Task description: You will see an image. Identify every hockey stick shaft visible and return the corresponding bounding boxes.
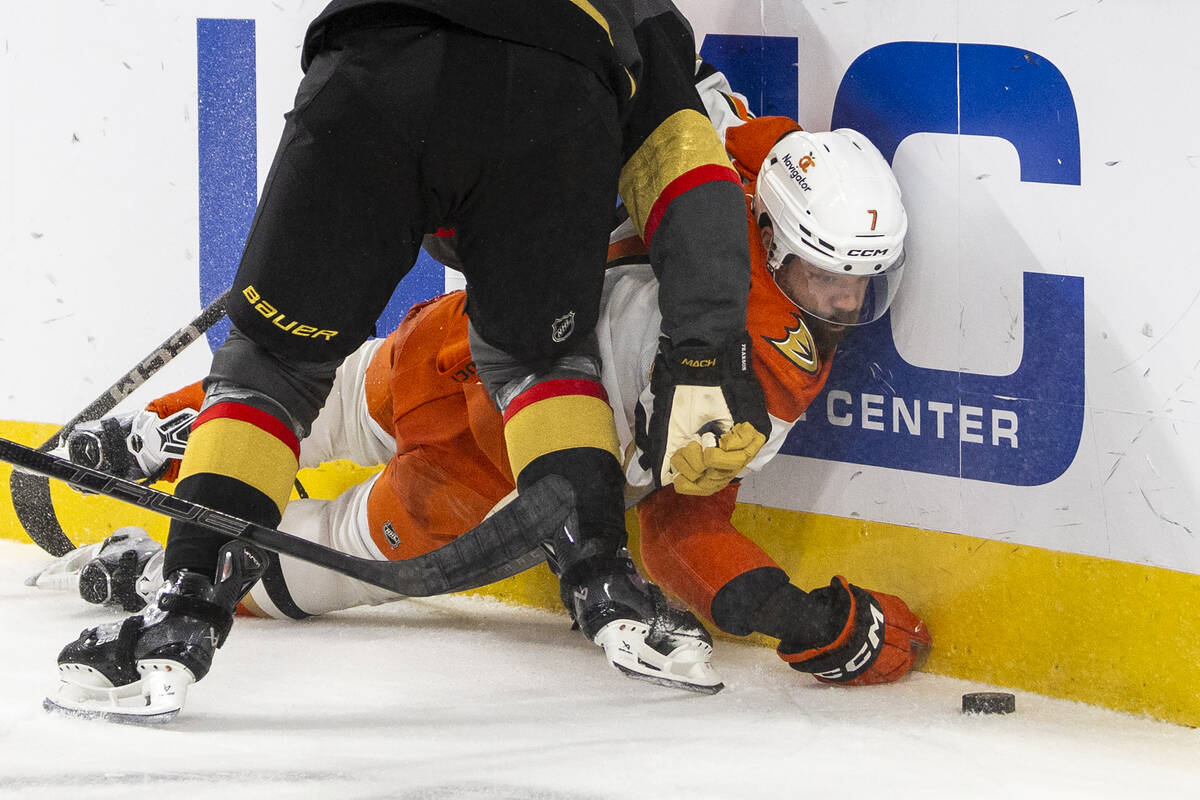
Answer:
[0,438,567,596]
[10,292,229,556]
[55,292,231,436]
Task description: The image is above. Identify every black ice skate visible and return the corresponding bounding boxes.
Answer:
[45,540,266,724]
[560,552,724,694]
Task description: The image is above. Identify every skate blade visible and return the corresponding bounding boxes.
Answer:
[611,661,725,695]
[594,620,725,695]
[43,694,180,725]
[44,664,192,725]
[25,543,103,590]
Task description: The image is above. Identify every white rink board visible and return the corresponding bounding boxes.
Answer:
[2,2,1198,573]
[682,0,1200,573]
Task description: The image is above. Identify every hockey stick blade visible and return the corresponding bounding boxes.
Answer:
[0,437,571,596]
[10,292,230,557]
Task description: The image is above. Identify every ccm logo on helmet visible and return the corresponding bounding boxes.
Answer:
[847,248,889,257]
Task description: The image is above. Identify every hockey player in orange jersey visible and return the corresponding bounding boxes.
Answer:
[40,65,929,691]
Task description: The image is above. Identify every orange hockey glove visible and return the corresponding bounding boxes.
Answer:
[778,576,931,686]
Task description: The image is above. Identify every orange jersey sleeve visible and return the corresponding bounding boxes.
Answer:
[637,482,781,623]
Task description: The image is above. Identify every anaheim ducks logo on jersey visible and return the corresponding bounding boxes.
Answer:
[764,313,820,374]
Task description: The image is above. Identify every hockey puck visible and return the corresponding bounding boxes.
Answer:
[961,692,1015,714]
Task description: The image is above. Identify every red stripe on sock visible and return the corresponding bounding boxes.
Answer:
[502,379,609,424]
[193,401,301,460]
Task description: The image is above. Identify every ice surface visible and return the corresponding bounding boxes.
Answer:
[1,539,1198,800]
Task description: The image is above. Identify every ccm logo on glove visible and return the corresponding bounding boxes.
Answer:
[812,602,884,681]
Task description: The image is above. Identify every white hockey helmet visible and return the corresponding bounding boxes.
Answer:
[753,128,907,325]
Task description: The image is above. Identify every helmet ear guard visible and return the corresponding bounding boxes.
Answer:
[753,129,909,325]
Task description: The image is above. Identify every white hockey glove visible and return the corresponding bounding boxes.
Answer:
[636,335,769,496]
[63,408,196,482]
[25,527,164,612]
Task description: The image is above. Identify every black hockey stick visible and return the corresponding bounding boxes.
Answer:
[0,438,565,596]
[10,293,229,556]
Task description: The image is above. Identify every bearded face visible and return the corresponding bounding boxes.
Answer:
[767,246,865,356]
[797,305,854,356]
